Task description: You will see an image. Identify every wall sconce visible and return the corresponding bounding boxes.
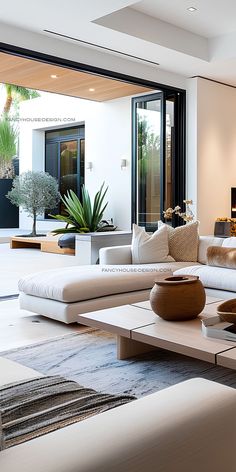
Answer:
[121,158,127,170]
[86,161,93,171]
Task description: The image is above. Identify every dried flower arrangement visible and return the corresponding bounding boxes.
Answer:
[163,200,195,223]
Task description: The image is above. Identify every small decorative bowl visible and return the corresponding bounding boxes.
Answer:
[217,299,236,324]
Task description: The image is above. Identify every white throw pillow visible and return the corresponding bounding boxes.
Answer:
[131,224,174,264]
[158,220,199,262]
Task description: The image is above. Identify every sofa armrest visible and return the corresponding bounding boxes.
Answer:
[99,245,132,265]
[1,378,236,472]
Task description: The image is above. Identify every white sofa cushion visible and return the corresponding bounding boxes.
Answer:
[174,265,236,293]
[131,224,174,264]
[159,221,199,262]
[222,237,236,248]
[19,262,196,303]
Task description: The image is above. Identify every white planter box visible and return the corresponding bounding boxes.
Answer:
[75,231,132,265]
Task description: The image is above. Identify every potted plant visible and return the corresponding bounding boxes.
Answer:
[0,84,40,228]
[51,182,116,234]
[7,171,60,237]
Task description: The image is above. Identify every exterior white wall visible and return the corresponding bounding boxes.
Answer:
[85,98,131,230]
[19,93,132,231]
[188,77,236,235]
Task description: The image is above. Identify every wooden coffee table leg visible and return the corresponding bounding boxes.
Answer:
[117,336,156,360]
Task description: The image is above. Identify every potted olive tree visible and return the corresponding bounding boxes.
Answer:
[7,171,60,237]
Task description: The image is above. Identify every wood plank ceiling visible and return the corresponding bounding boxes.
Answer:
[0,52,154,101]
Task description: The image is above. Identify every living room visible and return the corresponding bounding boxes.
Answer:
[1,1,236,471]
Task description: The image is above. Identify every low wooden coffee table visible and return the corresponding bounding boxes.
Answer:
[78,296,236,369]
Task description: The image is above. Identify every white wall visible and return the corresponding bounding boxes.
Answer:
[188,77,236,235]
[186,78,198,218]
[19,93,132,231]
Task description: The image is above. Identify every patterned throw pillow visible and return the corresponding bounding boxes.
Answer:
[158,221,199,262]
[131,224,174,264]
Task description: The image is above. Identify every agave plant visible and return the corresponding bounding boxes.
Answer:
[51,183,109,234]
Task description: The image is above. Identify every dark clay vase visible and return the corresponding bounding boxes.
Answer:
[150,275,206,321]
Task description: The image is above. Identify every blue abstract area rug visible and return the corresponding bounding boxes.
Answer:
[2,329,236,397]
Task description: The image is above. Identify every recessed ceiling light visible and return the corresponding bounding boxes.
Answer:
[187,6,197,12]
[50,74,58,79]
[89,88,95,92]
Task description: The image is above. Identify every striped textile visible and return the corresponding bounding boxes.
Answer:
[0,375,135,450]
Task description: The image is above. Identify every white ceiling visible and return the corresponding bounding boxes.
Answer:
[0,0,236,86]
[134,0,236,38]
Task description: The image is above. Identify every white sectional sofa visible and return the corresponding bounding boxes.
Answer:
[1,357,236,472]
[18,235,236,324]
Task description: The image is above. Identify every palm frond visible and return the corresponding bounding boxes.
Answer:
[0,119,17,163]
[11,85,40,100]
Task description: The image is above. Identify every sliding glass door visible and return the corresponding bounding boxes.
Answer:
[132,91,185,231]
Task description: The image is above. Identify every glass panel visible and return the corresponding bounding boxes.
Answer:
[46,127,79,140]
[60,140,78,214]
[45,142,59,217]
[137,99,161,230]
[45,142,58,180]
[165,98,175,211]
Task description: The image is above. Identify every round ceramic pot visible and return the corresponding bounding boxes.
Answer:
[150,275,206,321]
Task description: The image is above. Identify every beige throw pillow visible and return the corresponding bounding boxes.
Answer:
[158,221,199,262]
[131,224,174,264]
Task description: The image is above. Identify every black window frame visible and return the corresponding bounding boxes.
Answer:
[132,90,186,230]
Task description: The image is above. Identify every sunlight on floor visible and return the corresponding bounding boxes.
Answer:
[0,299,84,352]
